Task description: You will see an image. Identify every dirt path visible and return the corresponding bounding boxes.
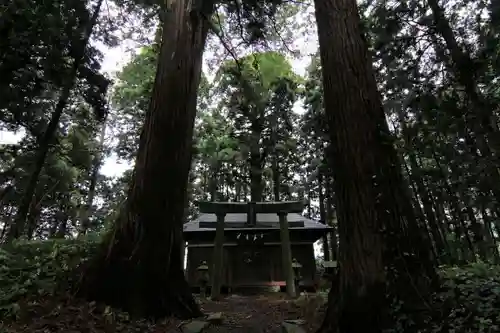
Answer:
[199,294,308,333]
[1,293,324,333]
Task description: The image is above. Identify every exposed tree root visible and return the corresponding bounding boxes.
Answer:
[74,219,202,320]
[316,267,436,333]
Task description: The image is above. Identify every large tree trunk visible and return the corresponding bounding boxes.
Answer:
[76,0,214,319]
[272,157,280,201]
[209,164,218,202]
[249,160,263,201]
[313,0,438,331]
[249,130,264,202]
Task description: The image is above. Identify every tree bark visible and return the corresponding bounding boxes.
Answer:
[243,176,248,201]
[430,140,475,261]
[209,164,218,202]
[76,0,214,319]
[428,0,500,154]
[325,184,337,261]
[318,171,330,261]
[314,0,438,331]
[272,158,280,201]
[271,112,280,202]
[394,112,448,262]
[0,185,13,210]
[428,0,500,211]
[80,121,107,236]
[249,134,264,202]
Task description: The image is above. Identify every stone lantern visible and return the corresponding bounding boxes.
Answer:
[291,258,302,291]
[321,261,337,285]
[197,260,209,298]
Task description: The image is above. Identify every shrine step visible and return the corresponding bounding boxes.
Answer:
[231,285,280,295]
[190,283,317,295]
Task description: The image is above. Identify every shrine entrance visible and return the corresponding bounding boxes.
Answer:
[232,232,269,285]
[183,200,332,299]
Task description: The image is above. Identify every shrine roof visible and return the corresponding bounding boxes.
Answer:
[183,213,332,233]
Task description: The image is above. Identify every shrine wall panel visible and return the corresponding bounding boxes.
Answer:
[186,243,316,287]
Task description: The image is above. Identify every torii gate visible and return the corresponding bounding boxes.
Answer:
[196,200,305,299]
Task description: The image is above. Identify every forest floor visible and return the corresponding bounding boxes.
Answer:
[0,239,329,333]
[4,240,499,332]
[198,293,325,333]
[0,292,326,333]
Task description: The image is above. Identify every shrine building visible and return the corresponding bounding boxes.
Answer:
[182,201,331,293]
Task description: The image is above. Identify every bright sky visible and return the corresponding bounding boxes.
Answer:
[0,13,318,179]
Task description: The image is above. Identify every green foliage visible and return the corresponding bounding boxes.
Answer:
[0,0,115,240]
[0,238,99,318]
[388,263,500,333]
[210,51,302,201]
[111,46,158,160]
[0,104,108,239]
[216,51,298,96]
[217,0,307,52]
[0,0,111,131]
[110,45,211,162]
[1,237,500,333]
[435,263,500,332]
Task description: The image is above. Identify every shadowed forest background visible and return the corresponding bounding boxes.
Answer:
[1,0,500,332]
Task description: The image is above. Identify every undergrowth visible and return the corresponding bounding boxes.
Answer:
[389,262,500,333]
[0,238,99,318]
[0,239,499,332]
[433,263,500,332]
